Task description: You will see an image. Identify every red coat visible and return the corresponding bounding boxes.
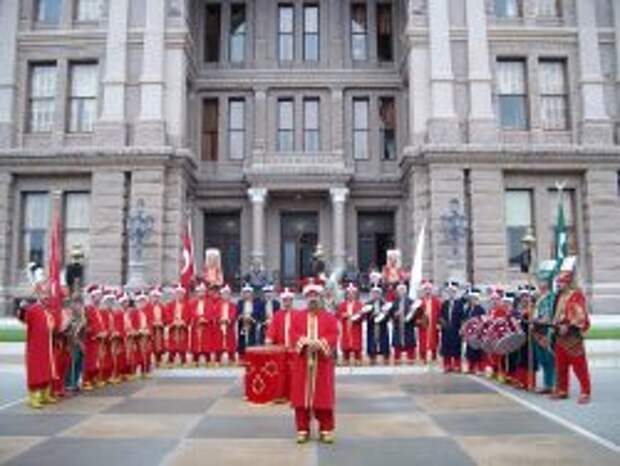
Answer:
[112,309,128,375]
[84,305,105,376]
[146,302,167,354]
[418,296,441,350]
[214,299,238,353]
[489,305,510,320]
[266,308,297,349]
[166,299,190,352]
[131,308,151,365]
[21,302,56,390]
[554,289,590,331]
[336,300,364,352]
[189,297,211,353]
[289,309,338,410]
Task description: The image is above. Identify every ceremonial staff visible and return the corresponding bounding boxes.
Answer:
[521,226,537,392]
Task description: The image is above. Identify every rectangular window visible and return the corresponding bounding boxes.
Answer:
[68,62,98,133]
[497,59,528,130]
[278,4,294,62]
[228,98,245,160]
[539,59,568,130]
[76,0,102,21]
[229,3,246,63]
[303,4,319,61]
[536,0,560,17]
[277,98,294,151]
[303,98,320,151]
[379,97,396,160]
[549,189,577,256]
[36,0,62,24]
[21,192,50,269]
[351,4,367,61]
[204,4,222,62]
[28,63,57,133]
[505,190,533,266]
[353,98,369,160]
[376,3,393,62]
[202,99,219,161]
[495,0,522,18]
[64,192,91,264]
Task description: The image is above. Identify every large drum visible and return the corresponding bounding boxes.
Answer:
[244,345,289,404]
[492,318,526,355]
[462,316,484,349]
[479,318,497,354]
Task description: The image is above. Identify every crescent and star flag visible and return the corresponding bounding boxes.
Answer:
[48,209,62,312]
[409,219,427,304]
[553,184,568,279]
[180,215,195,289]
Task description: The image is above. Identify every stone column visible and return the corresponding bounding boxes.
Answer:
[0,0,19,148]
[248,187,268,265]
[251,88,267,165]
[613,1,620,142]
[95,0,130,146]
[331,88,344,158]
[466,0,498,143]
[0,173,14,315]
[330,187,349,270]
[406,0,430,145]
[576,0,613,144]
[136,0,167,146]
[427,0,460,143]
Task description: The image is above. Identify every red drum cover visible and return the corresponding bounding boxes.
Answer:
[493,318,526,355]
[244,345,288,404]
[462,316,483,349]
[479,319,497,354]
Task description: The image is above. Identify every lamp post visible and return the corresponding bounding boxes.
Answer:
[521,226,536,391]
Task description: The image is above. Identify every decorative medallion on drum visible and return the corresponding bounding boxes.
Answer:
[251,374,267,395]
[262,361,279,378]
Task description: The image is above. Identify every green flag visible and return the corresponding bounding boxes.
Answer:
[553,190,568,275]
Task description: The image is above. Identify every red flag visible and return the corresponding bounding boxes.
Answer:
[48,210,62,312]
[180,216,195,288]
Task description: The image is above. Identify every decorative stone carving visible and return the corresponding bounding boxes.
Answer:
[440,198,467,257]
[126,199,155,288]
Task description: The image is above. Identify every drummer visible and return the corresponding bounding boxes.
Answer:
[487,289,509,382]
[463,288,486,375]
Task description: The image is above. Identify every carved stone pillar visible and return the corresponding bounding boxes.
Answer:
[330,187,349,270]
[248,188,268,265]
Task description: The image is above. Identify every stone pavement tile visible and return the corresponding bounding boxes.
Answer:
[223,382,245,398]
[317,437,476,466]
[206,397,292,417]
[189,415,293,439]
[337,396,418,414]
[414,393,523,414]
[0,414,86,437]
[336,383,408,399]
[336,375,395,385]
[60,414,200,439]
[165,439,315,466]
[400,378,492,396]
[4,438,178,466]
[131,383,230,399]
[83,381,149,397]
[430,410,568,437]
[5,396,124,416]
[336,413,447,438]
[103,397,217,415]
[154,375,237,385]
[455,434,620,466]
[0,437,45,464]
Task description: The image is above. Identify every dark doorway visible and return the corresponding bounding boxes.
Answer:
[280,212,319,289]
[357,211,395,280]
[204,212,241,288]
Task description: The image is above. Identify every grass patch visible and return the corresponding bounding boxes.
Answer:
[585,327,620,340]
[0,328,25,342]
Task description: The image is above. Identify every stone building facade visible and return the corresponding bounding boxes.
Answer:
[0,0,619,313]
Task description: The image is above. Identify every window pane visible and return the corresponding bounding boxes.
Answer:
[31,64,56,98]
[37,0,61,23]
[230,35,244,62]
[304,34,319,61]
[353,131,368,159]
[203,99,219,131]
[377,3,393,62]
[231,4,246,34]
[65,193,90,229]
[539,61,566,94]
[381,130,396,160]
[25,193,50,229]
[279,5,294,33]
[351,4,367,33]
[30,99,55,133]
[496,0,521,17]
[230,131,245,159]
[22,193,50,268]
[202,99,219,161]
[279,35,294,61]
[230,4,245,63]
[499,96,527,129]
[497,60,526,94]
[541,96,567,130]
[353,99,368,129]
[278,131,294,151]
[278,100,294,129]
[77,0,103,21]
[304,131,320,151]
[205,4,221,62]
[352,35,367,61]
[229,99,245,130]
[304,99,319,129]
[537,0,559,16]
[505,190,532,227]
[304,5,318,32]
[71,63,97,98]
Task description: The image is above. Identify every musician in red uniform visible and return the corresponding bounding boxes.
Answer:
[215,285,238,365]
[146,287,167,367]
[416,280,441,364]
[82,286,105,391]
[189,283,210,366]
[110,293,127,384]
[266,287,297,401]
[382,249,405,302]
[206,284,222,365]
[18,284,57,409]
[167,285,190,366]
[336,283,364,365]
[119,293,138,380]
[290,282,339,444]
[133,293,153,377]
[51,303,72,398]
[487,289,509,381]
[551,257,591,404]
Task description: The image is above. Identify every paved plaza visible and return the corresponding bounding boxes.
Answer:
[1,367,619,466]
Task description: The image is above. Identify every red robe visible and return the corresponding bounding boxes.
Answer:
[131,308,152,370]
[189,298,210,354]
[166,299,190,353]
[83,305,105,382]
[123,310,138,375]
[289,309,338,410]
[52,308,71,396]
[266,308,297,349]
[21,303,56,391]
[214,299,238,353]
[336,300,364,352]
[112,309,128,378]
[418,296,441,352]
[146,302,167,356]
